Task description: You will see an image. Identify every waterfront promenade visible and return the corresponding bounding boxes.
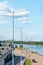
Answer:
[14,48,43,65]
[5,48,43,65]
[31,53,43,65]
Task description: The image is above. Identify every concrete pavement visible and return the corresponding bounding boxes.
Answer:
[31,53,43,65]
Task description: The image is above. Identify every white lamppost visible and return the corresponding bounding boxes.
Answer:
[12,11,14,65]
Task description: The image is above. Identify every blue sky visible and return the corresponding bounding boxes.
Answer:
[0,0,43,41]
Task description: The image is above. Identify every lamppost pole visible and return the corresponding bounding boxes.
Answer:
[13,11,14,45]
[21,27,22,65]
[12,11,14,65]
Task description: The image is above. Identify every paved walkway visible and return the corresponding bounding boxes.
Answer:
[14,48,43,65]
[31,53,43,65]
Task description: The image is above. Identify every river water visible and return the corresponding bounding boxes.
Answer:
[14,44,43,56]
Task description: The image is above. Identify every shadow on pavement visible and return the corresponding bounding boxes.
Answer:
[14,56,25,65]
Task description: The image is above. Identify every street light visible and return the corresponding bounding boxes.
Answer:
[20,27,23,65]
[0,10,15,65]
[12,11,14,65]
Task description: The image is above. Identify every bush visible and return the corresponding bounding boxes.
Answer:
[25,59,31,65]
[19,45,23,48]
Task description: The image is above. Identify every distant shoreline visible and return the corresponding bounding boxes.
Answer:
[14,41,43,45]
[1,40,43,45]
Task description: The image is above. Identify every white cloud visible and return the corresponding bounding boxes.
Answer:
[0,33,11,40]
[0,1,31,25]
[0,1,9,10]
[25,32,37,36]
[22,20,32,23]
[26,32,43,36]
[0,1,30,17]
[17,17,27,21]
[14,9,30,17]
[39,33,43,35]
[17,17,32,23]
[0,21,8,24]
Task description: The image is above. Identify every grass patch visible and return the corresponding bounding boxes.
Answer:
[25,59,31,65]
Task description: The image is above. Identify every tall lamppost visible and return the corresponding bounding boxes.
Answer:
[20,27,23,65]
[12,11,14,65]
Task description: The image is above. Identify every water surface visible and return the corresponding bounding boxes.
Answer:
[14,44,43,55]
